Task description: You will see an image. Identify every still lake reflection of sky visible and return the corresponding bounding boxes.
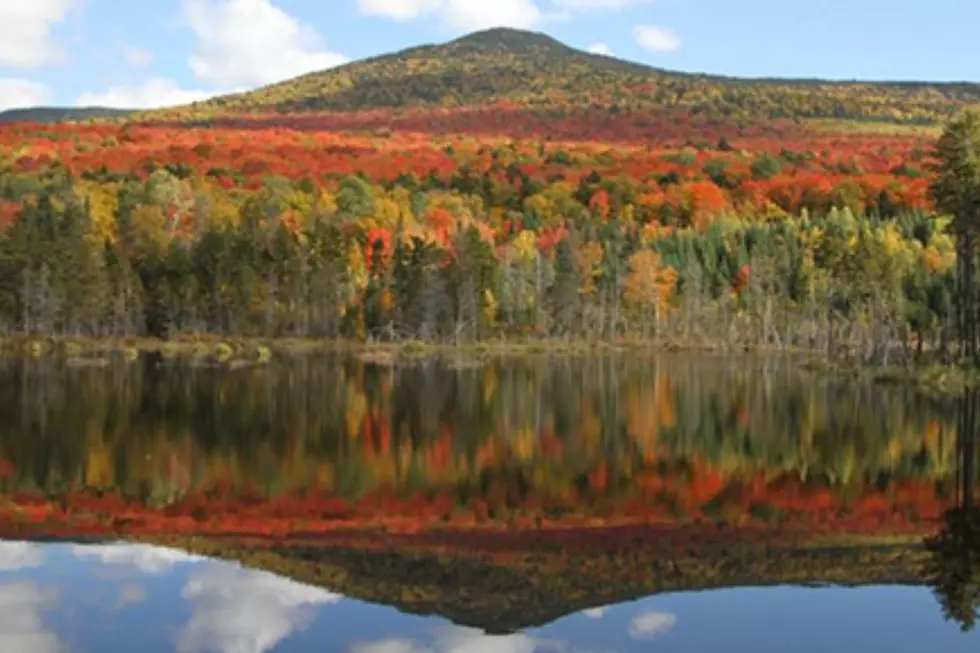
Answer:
[1,540,978,653]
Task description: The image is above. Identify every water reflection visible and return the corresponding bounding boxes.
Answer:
[0,542,344,653]
[2,541,980,652]
[1,355,979,649]
[0,580,60,653]
[924,389,980,632]
[0,355,960,512]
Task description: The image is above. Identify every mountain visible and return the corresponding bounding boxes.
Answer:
[189,27,980,124]
[0,106,132,123]
[146,535,929,634]
[9,29,980,126]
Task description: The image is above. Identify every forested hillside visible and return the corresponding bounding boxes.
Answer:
[168,28,980,125]
[0,114,958,359]
[0,107,132,124]
[0,28,976,360]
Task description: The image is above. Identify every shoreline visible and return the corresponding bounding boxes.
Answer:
[0,334,974,395]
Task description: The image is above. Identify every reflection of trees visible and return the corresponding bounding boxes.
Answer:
[0,356,960,507]
[925,390,980,631]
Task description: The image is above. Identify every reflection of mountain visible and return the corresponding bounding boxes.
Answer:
[141,534,928,634]
[0,356,969,635]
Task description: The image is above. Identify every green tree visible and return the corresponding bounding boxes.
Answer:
[930,111,980,361]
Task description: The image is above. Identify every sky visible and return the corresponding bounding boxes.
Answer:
[0,0,977,111]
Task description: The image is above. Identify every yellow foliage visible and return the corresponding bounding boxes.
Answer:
[316,188,338,216]
[345,390,367,438]
[78,182,118,245]
[483,288,498,325]
[511,229,538,261]
[576,241,604,295]
[622,249,678,310]
[129,204,169,253]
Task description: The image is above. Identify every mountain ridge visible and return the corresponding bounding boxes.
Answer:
[5,28,980,124]
[0,106,132,124]
[133,28,980,125]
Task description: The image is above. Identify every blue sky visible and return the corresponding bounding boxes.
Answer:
[0,0,975,111]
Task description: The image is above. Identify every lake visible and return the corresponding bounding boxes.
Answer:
[0,353,977,652]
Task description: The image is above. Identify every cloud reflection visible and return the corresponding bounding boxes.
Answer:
[72,543,203,574]
[0,582,62,653]
[350,627,581,653]
[177,563,343,653]
[628,611,677,640]
[116,583,148,609]
[0,541,44,572]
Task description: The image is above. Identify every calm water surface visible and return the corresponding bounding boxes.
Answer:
[0,354,976,652]
[2,541,979,652]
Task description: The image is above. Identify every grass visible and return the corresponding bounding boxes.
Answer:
[5,335,978,396]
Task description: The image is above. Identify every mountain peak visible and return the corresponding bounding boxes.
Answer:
[445,27,574,55]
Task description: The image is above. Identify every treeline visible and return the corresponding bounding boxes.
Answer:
[0,163,959,363]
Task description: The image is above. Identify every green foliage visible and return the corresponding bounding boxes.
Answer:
[143,28,980,126]
[930,111,980,233]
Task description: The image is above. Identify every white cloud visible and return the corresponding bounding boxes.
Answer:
[121,44,153,68]
[441,0,544,30]
[581,607,606,618]
[183,0,348,88]
[0,1,74,68]
[178,563,342,653]
[356,0,545,30]
[633,24,680,52]
[628,611,677,640]
[586,43,612,56]
[357,0,442,20]
[71,543,204,574]
[553,0,653,7]
[75,78,215,109]
[0,582,62,653]
[0,541,45,572]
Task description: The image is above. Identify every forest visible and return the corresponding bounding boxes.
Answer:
[3,27,980,363]
[0,112,964,362]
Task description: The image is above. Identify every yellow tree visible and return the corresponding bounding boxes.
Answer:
[622,249,677,339]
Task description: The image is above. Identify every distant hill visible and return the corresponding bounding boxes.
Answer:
[149,535,930,634]
[0,106,132,124]
[181,27,980,124]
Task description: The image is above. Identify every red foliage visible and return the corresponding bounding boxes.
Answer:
[733,264,751,293]
[364,227,393,272]
[588,190,610,220]
[0,201,19,229]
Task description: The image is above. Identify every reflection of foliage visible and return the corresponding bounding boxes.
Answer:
[925,507,980,631]
[0,356,960,526]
